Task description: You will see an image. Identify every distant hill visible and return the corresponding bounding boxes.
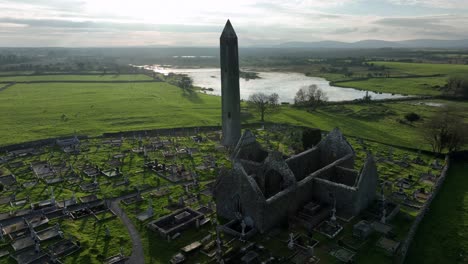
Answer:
[277,39,468,49]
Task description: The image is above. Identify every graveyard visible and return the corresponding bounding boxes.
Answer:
[0,124,447,263]
[0,16,466,264]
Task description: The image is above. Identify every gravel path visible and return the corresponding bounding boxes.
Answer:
[110,199,145,264]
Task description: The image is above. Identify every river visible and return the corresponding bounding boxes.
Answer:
[143,65,407,103]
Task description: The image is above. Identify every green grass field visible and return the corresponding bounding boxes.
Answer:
[405,161,468,264]
[373,61,468,76]
[268,100,468,150]
[1,80,467,150]
[0,82,220,145]
[326,62,468,96]
[0,74,152,82]
[336,77,447,96]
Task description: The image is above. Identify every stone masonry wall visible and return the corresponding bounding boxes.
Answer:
[312,177,357,214]
[286,147,321,181]
[352,155,379,214]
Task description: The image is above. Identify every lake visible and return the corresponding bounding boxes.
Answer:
[144,65,407,103]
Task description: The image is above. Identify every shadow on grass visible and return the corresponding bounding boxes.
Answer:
[181,88,203,104]
[79,215,90,232]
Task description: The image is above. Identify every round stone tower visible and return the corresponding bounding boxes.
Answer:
[220,20,241,147]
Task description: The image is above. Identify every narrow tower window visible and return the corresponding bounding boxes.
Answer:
[228,112,231,119]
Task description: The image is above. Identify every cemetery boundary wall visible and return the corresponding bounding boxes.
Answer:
[0,123,436,156]
[396,155,450,264]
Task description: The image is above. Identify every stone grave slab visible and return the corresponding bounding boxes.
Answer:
[376,237,400,255]
[0,174,16,186]
[48,239,80,258]
[181,241,202,254]
[37,226,61,241]
[330,247,355,262]
[79,194,98,203]
[316,221,343,239]
[22,181,37,188]
[11,236,34,251]
[0,249,9,258]
[0,196,11,205]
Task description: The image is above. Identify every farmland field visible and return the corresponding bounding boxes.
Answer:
[0,81,220,145]
[0,74,153,82]
[1,76,467,150]
[372,61,468,76]
[335,77,447,96]
[326,62,468,96]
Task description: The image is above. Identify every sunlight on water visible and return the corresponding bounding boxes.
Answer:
[144,65,408,103]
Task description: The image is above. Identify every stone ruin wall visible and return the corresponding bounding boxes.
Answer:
[214,164,266,228]
[286,147,321,181]
[261,185,298,233]
[261,154,355,232]
[353,155,379,214]
[317,128,355,167]
[311,155,378,216]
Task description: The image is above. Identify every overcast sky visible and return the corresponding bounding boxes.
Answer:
[0,0,467,47]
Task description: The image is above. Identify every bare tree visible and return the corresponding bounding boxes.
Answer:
[446,76,468,98]
[178,76,193,89]
[422,107,467,154]
[294,84,328,110]
[248,92,279,122]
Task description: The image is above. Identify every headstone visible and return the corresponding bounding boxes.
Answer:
[381,188,387,224]
[241,220,246,238]
[178,197,185,207]
[105,226,110,238]
[330,193,337,222]
[50,187,55,205]
[288,233,295,249]
[388,147,394,161]
[307,245,314,256]
[147,199,153,216]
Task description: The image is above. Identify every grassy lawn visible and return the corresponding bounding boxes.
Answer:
[0,74,152,82]
[405,161,468,264]
[336,77,447,96]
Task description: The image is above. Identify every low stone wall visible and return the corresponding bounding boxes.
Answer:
[0,136,88,152]
[396,155,450,264]
[0,82,15,92]
[101,125,222,138]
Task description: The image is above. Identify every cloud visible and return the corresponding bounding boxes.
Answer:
[387,0,468,9]
[331,27,359,34]
[0,17,221,33]
[0,0,466,46]
[374,16,453,30]
[371,15,468,41]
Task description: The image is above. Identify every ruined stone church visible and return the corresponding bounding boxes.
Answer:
[214,20,378,233]
[214,129,379,233]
